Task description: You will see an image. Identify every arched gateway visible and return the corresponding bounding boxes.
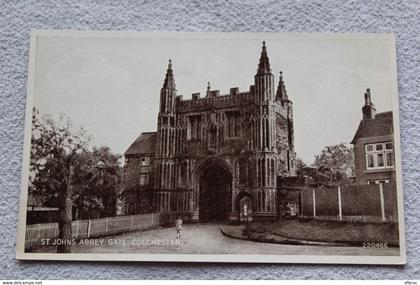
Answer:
[122,42,297,221]
[192,157,233,222]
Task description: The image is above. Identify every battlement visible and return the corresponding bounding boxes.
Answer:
[177,85,254,102]
[230,87,239,95]
[175,86,254,113]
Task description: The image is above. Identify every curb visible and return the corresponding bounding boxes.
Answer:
[220,226,391,248]
[220,226,251,241]
[271,232,400,248]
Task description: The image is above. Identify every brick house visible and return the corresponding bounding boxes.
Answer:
[351,89,396,185]
[122,132,156,215]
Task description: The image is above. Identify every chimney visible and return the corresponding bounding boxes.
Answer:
[362,88,376,119]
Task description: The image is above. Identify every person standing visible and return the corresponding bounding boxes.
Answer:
[175,216,183,239]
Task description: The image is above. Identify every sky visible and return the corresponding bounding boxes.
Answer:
[32,32,396,164]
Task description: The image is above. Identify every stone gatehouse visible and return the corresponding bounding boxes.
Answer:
[122,42,296,222]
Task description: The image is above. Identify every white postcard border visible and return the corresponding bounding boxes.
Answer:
[16,30,406,265]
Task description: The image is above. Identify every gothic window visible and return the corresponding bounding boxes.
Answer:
[188,115,202,141]
[226,111,241,137]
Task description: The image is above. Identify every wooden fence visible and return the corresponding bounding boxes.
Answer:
[300,182,398,223]
[25,213,160,250]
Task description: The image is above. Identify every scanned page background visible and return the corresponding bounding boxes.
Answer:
[1,0,419,279]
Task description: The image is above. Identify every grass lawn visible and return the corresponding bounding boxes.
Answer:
[247,219,400,246]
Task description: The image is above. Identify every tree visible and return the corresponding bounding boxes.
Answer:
[296,143,354,186]
[30,109,123,252]
[295,158,308,178]
[72,146,122,220]
[30,108,90,253]
[312,143,354,182]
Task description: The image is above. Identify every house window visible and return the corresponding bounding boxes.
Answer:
[141,157,150,166]
[365,142,394,170]
[139,173,149,186]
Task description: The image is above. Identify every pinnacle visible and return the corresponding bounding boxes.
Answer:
[257,41,271,75]
[163,59,176,90]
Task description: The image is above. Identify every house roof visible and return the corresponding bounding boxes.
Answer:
[351,111,393,144]
[124,132,157,156]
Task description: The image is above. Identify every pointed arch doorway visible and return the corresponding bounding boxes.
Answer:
[193,157,233,222]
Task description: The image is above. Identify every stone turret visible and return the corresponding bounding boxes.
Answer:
[155,59,177,190]
[254,41,275,103]
[159,59,176,114]
[251,41,278,204]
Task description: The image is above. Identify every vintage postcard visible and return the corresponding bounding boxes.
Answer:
[16,31,406,264]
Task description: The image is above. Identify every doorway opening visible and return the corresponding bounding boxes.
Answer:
[198,163,232,222]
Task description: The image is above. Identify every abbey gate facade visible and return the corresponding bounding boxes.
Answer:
[122,42,296,221]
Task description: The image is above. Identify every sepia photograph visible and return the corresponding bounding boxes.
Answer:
[16,31,406,264]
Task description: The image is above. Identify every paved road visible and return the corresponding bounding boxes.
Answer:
[68,223,399,256]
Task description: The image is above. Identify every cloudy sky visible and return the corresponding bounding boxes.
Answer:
[32,32,396,164]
